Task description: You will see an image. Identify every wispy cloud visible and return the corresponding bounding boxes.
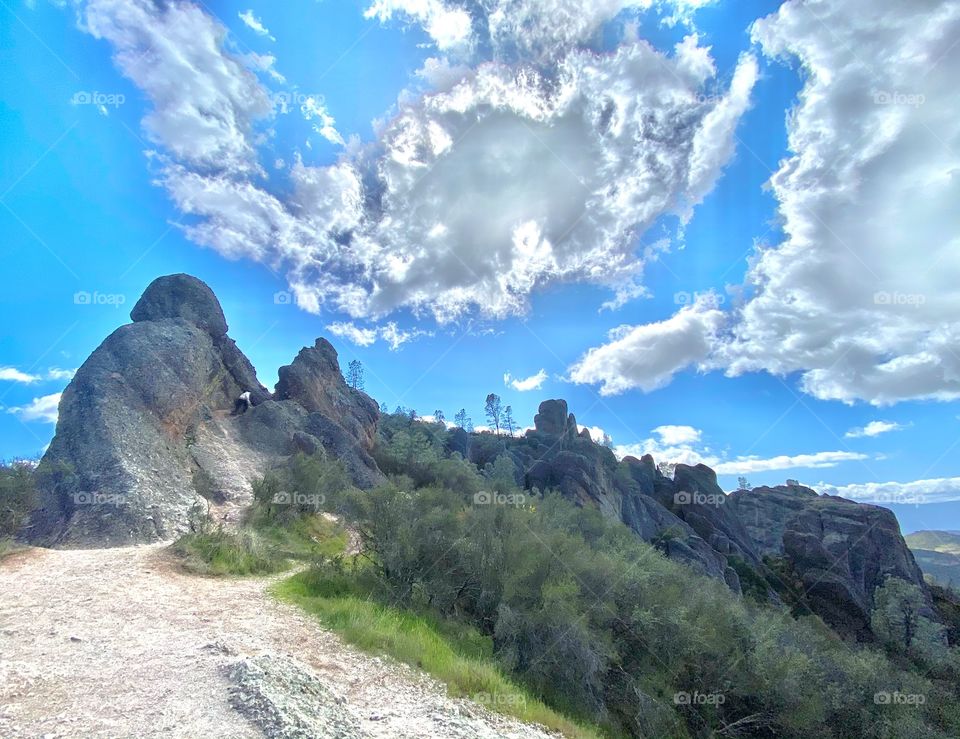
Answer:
[845,420,908,439]
[327,321,430,351]
[238,9,275,40]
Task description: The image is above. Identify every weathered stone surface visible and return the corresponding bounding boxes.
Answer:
[130,273,229,337]
[729,485,933,639]
[23,274,381,548]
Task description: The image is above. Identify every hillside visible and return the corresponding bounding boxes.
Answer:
[5,274,960,739]
[906,531,960,590]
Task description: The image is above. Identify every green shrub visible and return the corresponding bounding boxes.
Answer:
[0,461,37,538]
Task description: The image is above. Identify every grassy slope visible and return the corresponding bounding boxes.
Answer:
[906,531,960,591]
[274,571,604,739]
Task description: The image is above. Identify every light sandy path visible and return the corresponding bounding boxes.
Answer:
[0,545,555,739]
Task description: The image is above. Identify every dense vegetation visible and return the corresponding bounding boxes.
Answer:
[264,412,960,739]
[0,460,37,554]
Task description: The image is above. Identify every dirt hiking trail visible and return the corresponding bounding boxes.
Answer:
[0,545,556,738]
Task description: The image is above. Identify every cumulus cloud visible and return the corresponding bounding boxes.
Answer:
[504,369,548,392]
[652,424,700,446]
[570,0,960,406]
[238,9,274,40]
[845,420,907,439]
[818,477,960,506]
[568,295,725,394]
[76,0,755,325]
[0,368,41,383]
[718,0,960,406]
[7,393,62,423]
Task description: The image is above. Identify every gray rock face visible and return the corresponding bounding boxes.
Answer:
[23,274,381,548]
[130,273,229,337]
[729,485,933,639]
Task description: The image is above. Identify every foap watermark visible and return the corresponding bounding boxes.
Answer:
[873,291,926,308]
[674,691,725,706]
[273,290,293,305]
[71,91,126,109]
[74,290,126,308]
[874,691,926,706]
[872,91,925,108]
[272,491,325,510]
[674,291,725,308]
[865,491,928,506]
[73,491,127,507]
[473,490,526,507]
[473,692,527,708]
[674,490,725,507]
[272,91,327,116]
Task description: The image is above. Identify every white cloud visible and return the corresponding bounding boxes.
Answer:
[716,0,960,406]
[844,420,907,439]
[504,369,548,392]
[652,424,700,446]
[327,322,378,347]
[326,320,430,351]
[0,367,41,383]
[238,9,274,40]
[76,0,756,326]
[569,0,960,407]
[568,295,725,394]
[82,0,273,174]
[712,451,868,475]
[616,424,867,476]
[0,367,77,383]
[818,477,960,506]
[8,393,62,424]
[46,367,77,381]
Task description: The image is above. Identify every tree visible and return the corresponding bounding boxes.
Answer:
[738,476,752,491]
[503,406,516,437]
[454,408,468,429]
[379,402,389,414]
[601,433,614,449]
[872,576,944,654]
[434,410,445,425]
[485,393,503,437]
[346,359,364,391]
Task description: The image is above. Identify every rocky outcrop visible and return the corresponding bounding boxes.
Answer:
[517,401,736,587]
[729,485,933,639]
[23,274,381,548]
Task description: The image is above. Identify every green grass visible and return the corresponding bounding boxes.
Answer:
[274,569,603,739]
[255,515,348,561]
[172,527,289,576]
[172,513,350,577]
[905,531,960,556]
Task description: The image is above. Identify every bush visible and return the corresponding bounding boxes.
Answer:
[172,526,287,576]
[0,461,37,538]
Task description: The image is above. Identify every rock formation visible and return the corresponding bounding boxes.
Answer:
[511,399,933,634]
[24,274,381,548]
[729,484,934,639]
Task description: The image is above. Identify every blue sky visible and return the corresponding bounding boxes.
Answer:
[1,0,959,532]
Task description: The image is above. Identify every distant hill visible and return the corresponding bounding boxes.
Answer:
[905,531,960,590]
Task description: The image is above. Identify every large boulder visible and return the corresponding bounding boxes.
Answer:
[22,274,382,548]
[729,485,934,639]
[130,273,228,337]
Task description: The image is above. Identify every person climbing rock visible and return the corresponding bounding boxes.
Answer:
[232,390,252,415]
